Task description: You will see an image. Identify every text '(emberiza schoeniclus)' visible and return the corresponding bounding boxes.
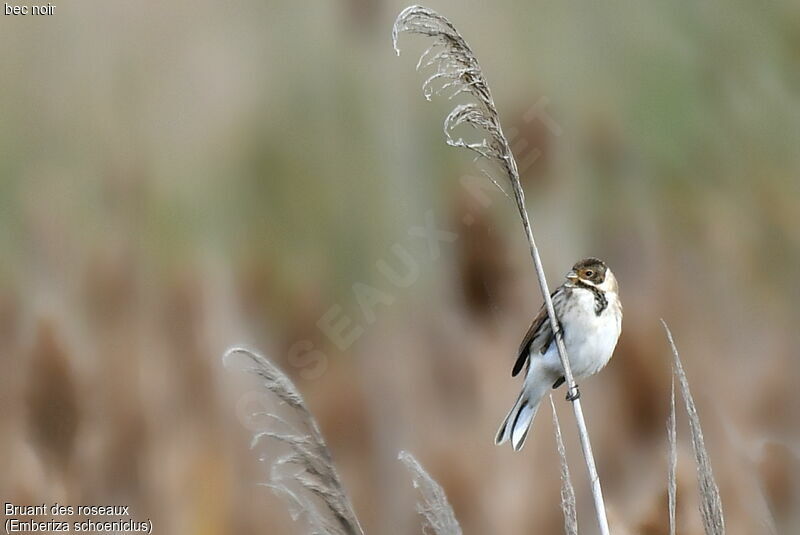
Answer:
[496,258,622,451]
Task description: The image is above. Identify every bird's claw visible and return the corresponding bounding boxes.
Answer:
[566,386,581,402]
[555,323,565,339]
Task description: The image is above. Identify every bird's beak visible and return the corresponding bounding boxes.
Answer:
[566,270,578,281]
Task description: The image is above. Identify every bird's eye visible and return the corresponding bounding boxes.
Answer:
[585,270,594,277]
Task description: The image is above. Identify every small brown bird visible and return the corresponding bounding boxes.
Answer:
[496,258,622,451]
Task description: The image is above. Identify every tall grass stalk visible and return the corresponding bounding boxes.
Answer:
[667,376,677,535]
[550,396,578,535]
[398,451,463,535]
[662,321,725,535]
[225,347,464,535]
[224,347,365,535]
[393,6,610,533]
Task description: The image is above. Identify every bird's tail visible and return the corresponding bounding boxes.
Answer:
[495,375,549,451]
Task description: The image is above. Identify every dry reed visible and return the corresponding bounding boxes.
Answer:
[398,451,463,535]
[662,321,725,535]
[224,347,364,535]
[667,375,677,535]
[393,5,610,533]
[550,396,578,535]
[225,347,464,535]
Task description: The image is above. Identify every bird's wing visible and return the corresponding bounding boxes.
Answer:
[511,287,564,377]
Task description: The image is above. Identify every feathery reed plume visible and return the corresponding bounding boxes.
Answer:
[392,6,515,188]
[394,6,610,533]
[550,396,578,535]
[398,451,463,535]
[224,347,364,535]
[667,376,677,535]
[661,321,725,535]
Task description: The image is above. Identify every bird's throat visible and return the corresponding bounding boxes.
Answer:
[574,281,608,316]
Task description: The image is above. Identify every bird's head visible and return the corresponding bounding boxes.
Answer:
[566,257,618,293]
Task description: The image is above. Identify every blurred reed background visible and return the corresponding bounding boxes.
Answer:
[0,0,798,533]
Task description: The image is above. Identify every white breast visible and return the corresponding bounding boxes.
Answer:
[540,287,622,380]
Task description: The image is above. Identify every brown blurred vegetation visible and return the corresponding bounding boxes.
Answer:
[0,0,799,533]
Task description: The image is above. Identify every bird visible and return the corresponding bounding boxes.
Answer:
[495,257,622,451]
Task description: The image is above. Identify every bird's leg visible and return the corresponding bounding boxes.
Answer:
[565,385,581,401]
[552,376,565,389]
